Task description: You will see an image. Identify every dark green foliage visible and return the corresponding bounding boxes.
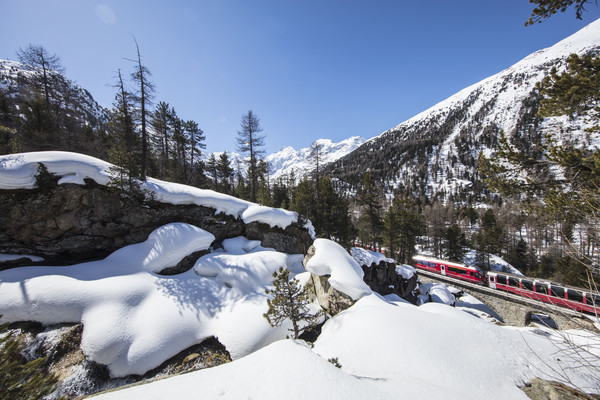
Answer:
[34,162,58,190]
[526,0,594,25]
[263,267,322,340]
[328,357,342,368]
[315,177,356,246]
[479,52,600,282]
[506,238,533,275]
[292,178,315,221]
[290,176,355,246]
[357,173,383,248]
[271,178,290,209]
[473,209,506,272]
[538,54,600,122]
[0,320,61,400]
[444,223,467,263]
[236,110,265,203]
[384,196,424,264]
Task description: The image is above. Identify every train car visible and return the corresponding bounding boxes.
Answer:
[487,271,599,314]
[412,255,485,284]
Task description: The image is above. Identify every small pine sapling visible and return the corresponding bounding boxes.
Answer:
[263,267,322,339]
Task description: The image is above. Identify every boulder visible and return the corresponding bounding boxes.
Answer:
[361,260,418,303]
[303,243,356,316]
[309,273,355,316]
[521,378,600,400]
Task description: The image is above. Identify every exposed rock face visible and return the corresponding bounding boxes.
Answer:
[9,322,231,399]
[303,244,355,316]
[361,261,418,303]
[0,180,312,268]
[309,273,355,316]
[521,378,600,400]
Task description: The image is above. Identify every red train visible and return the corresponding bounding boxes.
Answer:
[412,255,599,314]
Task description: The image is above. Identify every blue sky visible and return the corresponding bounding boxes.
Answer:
[2,1,600,155]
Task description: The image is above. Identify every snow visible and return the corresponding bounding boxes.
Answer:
[265,136,366,181]
[350,246,416,280]
[0,151,299,229]
[304,239,372,300]
[366,18,600,201]
[350,246,394,266]
[396,264,416,280]
[0,223,301,377]
[419,282,456,306]
[464,249,524,276]
[94,294,600,400]
[0,253,44,262]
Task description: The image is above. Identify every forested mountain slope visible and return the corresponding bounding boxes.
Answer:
[324,19,600,202]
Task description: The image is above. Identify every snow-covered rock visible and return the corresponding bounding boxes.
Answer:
[0,151,313,264]
[0,151,299,228]
[304,239,372,301]
[94,294,600,400]
[0,224,302,377]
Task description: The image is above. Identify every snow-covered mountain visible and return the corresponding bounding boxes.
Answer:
[324,19,600,200]
[0,59,108,127]
[207,136,365,182]
[265,136,365,181]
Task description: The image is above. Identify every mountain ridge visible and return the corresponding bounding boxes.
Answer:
[324,18,600,201]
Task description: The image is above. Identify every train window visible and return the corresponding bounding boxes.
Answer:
[496,275,508,285]
[521,280,533,291]
[567,289,584,303]
[508,277,519,287]
[534,283,548,295]
[550,286,565,298]
[448,266,467,275]
[586,294,600,306]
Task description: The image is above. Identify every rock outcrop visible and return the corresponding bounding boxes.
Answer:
[521,378,600,400]
[309,273,356,316]
[361,260,418,303]
[0,179,312,268]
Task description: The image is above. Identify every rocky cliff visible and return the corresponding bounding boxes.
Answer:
[0,174,312,270]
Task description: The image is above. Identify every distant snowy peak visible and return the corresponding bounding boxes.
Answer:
[266,136,365,181]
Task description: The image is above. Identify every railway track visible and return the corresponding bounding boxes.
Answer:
[417,269,587,319]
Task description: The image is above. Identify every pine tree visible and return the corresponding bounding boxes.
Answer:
[292,177,316,223]
[0,320,60,400]
[315,177,355,245]
[151,101,172,176]
[479,53,600,280]
[384,196,424,263]
[263,267,322,340]
[184,119,206,185]
[107,68,141,193]
[526,0,594,25]
[271,178,290,209]
[236,110,265,203]
[129,38,155,181]
[206,153,218,191]
[474,209,505,271]
[216,152,234,194]
[357,173,383,249]
[170,112,188,182]
[444,223,467,263]
[16,44,64,108]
